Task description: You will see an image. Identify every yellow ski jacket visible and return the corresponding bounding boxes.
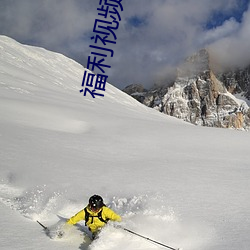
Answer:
[67,206,121,233]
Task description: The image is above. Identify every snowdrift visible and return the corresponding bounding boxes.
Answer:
[0,36,250,250]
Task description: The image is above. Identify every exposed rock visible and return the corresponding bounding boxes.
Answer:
[123,49,250,130]
[122,84,147,103]
[123,83,147,95]
[217,66,250,99]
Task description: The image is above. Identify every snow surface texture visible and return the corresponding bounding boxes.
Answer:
[0,35,250,250]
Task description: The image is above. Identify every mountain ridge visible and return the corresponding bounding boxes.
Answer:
[123,49,250,130]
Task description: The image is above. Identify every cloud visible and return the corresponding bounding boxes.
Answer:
[209,4,250,69]
[200,18,240,45]
[0,0,249,89]
[0,0,98,57]
[114,0,249,87]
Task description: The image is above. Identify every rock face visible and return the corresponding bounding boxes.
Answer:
[123,49,250,130]
[123,84,147,103]
[218,66,250,100]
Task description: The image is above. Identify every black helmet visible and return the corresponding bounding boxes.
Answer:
[89,195,104,210]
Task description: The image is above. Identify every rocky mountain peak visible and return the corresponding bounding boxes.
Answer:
[177,49,210,78]
[123,49,250,130]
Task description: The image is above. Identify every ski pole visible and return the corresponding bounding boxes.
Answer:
[37,220,48,231]
[122,227,180,250]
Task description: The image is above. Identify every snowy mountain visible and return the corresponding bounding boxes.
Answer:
[124,49,250,130]
[0,36,250,250]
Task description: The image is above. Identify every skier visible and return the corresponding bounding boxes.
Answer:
[66,194,121,239]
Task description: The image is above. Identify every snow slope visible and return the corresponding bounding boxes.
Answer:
[0,35,250,250]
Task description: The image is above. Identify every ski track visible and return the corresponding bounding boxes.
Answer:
[0,181,212,250]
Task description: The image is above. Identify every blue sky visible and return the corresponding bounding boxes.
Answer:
[206,0,249,29]
[0,0,249,89]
